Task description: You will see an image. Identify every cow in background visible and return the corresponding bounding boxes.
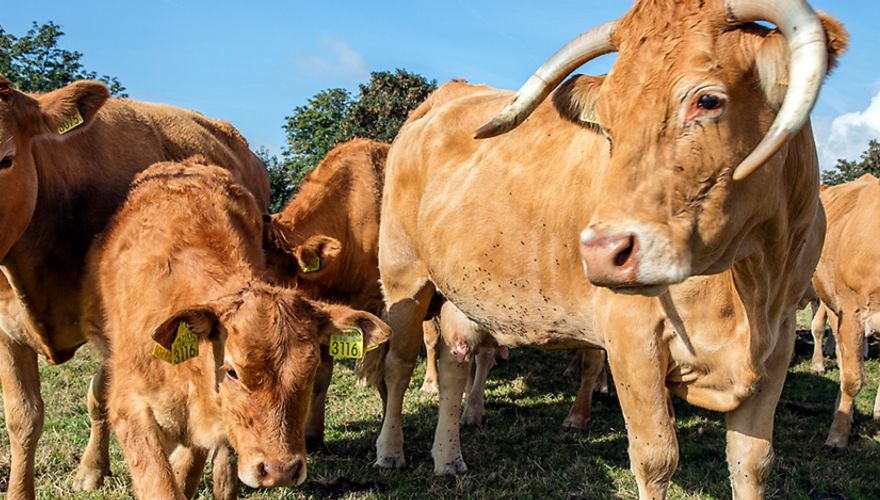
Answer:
[810,174,880,451]
[0,77,269,497]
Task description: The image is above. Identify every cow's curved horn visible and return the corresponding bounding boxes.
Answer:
[726,0,828,180]
[474,21,617,139]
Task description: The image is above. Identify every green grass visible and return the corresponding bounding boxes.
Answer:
[1,310,879,499]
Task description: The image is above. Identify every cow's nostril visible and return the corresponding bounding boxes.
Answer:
[257,462,268,478]
[613,235,635,267]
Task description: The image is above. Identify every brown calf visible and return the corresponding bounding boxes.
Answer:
[81,158,389,498]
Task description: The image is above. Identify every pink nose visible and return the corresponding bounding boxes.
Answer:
[256,457,304,487]
[580,232,639,287]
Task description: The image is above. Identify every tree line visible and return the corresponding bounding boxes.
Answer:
[2,21,876,210]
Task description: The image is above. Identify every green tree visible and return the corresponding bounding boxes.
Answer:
[822,139,880,186]
[275,69,436,208]
[0,21,126,96]
[255,147,292,214]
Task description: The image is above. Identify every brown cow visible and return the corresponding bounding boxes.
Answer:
[811,174,880,450]
[368,1,845,497]
[80,158,390,498]
[0,78,269,497]
[263,138,389,450]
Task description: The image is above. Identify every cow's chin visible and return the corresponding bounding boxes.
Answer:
[610,283,669,297]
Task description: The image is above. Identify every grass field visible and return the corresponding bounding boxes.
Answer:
[1,309,879,498]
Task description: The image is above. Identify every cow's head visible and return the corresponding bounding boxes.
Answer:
[264,215,343,287]
[152,284,390,488]
[476,0,846,295]
[0,78,109,261]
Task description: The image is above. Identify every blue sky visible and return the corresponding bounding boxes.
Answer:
[6,1,879,170]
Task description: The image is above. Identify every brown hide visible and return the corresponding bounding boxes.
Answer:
[0,80,269,364]
[266,139,388,314]
[83,159,388,496]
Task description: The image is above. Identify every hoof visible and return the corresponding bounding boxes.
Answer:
[72,467,109,492]
[420,379,439,395]
[374,455,407,469]
[434,457,468,476]
[461,411,484,427]
[305,435,324,453]
[823,437,849,454]
[810,364,826,376]
[562,417,589,432]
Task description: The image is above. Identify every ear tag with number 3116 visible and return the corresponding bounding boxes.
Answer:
[153,321,199,365]
[330,327,380,359]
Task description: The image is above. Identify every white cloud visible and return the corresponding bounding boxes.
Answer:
[300,38,369,80]
[816,90,880,169]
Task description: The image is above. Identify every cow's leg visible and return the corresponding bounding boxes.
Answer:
[73,365,112,491]
[304,346,333,451]
[562,350,582,381]
[170,446,208,499]
[0,331,43,500]
[111,404,184,499]
[431,334,470,475]
[595,359,610,394]
[461,346,494,427]
[420,320,440,395]
[374,281,435,469]
[562,348,605,432]
[606,330,677,499]
[825,308,865,451]
[810,301,827,375]
[211,444,239,500]
[725,315,795,500]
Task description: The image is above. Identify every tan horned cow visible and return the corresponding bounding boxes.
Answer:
[0,78,269,498]
[811,174,880,451]
[81,158,390,498]
[367,0,845,498]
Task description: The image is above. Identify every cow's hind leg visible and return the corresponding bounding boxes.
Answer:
[825,308,865,451]
[419,319,440,395]
[73,366,112,491]
[304,346,334,451]
[373,272,435,469]
[0,330,43,500]
[562,348,605,432]
[810,301,828,375]
[461,346,494,427]
[725,315,795,499]
[432,332,471,475]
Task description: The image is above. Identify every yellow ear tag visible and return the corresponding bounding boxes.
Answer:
[153,321,199,365]
[579,106,600,126]
[330,327,370,359]
[300,259,321,273]
[57,107,85,135]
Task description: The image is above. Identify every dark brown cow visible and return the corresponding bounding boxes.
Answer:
[369,1,844,497]
[81,158,389,498]
[0,78,269,497]
[264,138,389,450]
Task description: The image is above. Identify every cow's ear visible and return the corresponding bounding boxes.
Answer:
[552,74,606,128]
[37,80,109,137]
[151,308,218,351]
[293,235,341,279]
[317,304,391,350]
[754,12,848,107]
[0,78,12,104]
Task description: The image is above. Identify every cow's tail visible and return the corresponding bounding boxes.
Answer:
[358,340,388,388]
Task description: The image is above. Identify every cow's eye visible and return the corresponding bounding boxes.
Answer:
[226,368,239,382]
[0,155,12,170]
[697,95,722,110]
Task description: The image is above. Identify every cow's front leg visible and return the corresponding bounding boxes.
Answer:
[606,328,677,499]
[0,330,43,500]
[73,366,111,491]
[825,308,865,451]
[111,404,183,499]
[420,319,440,395]
[562,348,606,431]
[809,301,827,375]
[211,444,239,500]
[431,335,470,475]
[304,346,334,451]
[170,445,209,498]
[374,283,435,469]
[725,317,794,500]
